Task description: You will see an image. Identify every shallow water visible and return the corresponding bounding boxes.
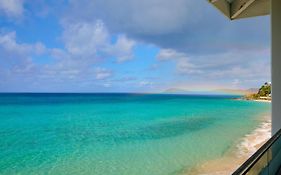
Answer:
[0,93,271,175]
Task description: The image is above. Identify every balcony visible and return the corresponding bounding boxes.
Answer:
[209,0,281,174]
[233,128,281,175]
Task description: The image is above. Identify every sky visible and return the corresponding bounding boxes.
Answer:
[0,0,270,93]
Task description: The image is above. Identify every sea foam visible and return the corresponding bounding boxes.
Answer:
[236,119,271,158]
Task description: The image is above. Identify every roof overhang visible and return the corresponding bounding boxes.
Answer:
[209,0,270,20]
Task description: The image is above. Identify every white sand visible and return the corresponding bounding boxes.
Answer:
[253,100,271,103]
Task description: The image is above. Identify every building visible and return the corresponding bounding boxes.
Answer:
[265,82,272,86]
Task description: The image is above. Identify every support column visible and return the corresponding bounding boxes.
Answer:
[272,0,281,134]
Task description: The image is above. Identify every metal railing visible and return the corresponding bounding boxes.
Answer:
[232,128,281,175]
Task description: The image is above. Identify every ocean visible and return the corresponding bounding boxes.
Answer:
[0,93,271,175]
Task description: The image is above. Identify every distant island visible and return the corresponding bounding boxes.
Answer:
[162,82,272,102]
[162,88,258,95]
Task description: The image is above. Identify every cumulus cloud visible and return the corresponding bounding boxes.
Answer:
[109,35,135,62]
[0,0,24,18]
[62,20,109,57]
[0,1,270,92]
[63,0,270,55]
[0,31,46,70]
[176,59,202,74]
[156,49,200,74]
[0,21,137,91]
[62,20,135,63]
[63,0,197,35]
[156,47,270,86]
[157,49,186,61]
[0,30,116,92]
[0,32,45,55]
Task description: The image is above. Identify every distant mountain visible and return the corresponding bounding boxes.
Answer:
[246,88,259,94]
[212,89,257,95]
[163,88,192,94]
[163,88,258,95]
[163,88,214,95]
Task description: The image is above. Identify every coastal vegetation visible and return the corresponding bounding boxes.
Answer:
[244,82,271,101]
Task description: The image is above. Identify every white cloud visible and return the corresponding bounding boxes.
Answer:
[0,0,270,92]
[0,32,46,55]
[157,49,186,61]
[64,0,197,36]
[156,49,201,74]
[94,67,112,80]
[62,20,136,63]
[0,31,46,70]
[109,35,135,62]
[0,30,114,91]
[139,80,153,86]
[156,47,270,87]
[0,32,30,54]
[176,59,202,74]
[63,0,269,55]
[0,0,24,18]
[62,20,109,57]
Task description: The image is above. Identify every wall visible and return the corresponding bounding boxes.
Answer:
[272,0,281,134]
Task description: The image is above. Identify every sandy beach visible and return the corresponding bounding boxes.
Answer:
[233,98,271,103]
[253,99,271,103]
[187,114,271,175]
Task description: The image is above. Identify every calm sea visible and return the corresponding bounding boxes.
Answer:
[0,93,271,175]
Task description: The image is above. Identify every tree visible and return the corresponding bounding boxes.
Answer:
[258,84,271,97]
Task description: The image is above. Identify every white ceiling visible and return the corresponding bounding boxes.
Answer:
[209,0,270,20]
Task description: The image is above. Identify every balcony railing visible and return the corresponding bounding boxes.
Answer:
[232,128,281,175]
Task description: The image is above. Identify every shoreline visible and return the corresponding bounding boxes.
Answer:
[252,99,271,103]
[186,114,271,175]
[234,99,271,103]
[233,97,271,103]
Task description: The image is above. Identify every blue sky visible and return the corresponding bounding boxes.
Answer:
[0,0,270,92]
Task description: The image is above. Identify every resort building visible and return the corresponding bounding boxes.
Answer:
[265,82,272,86]
[209,0,281,174]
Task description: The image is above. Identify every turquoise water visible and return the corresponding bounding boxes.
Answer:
[0,93,271,175]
